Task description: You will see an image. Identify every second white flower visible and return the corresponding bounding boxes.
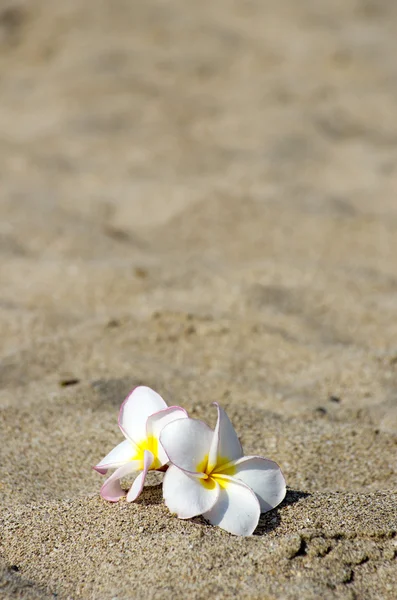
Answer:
[160,404,286,536]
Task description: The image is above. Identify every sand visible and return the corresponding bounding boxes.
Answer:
[0,0,397,598]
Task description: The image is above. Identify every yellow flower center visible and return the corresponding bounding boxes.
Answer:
[133,436,161,470]
[196,454,236,489]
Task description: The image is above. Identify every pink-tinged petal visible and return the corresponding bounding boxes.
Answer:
[163,465,220,519]
[118,386,167,443]
[160,418,213,474]
[220,456,286,513]
[100,461,140,502]
[126,450,153,502]
[207,404,243,471]
[203,477,260,536]
[146,406,188,465]
[93,439,136,474]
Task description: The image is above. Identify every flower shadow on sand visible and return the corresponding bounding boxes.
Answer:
[254,489,310,536]
[135,485,310,535]
[129,478,164,506]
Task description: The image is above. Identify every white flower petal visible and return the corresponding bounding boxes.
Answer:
[93,439,136,474]
[160,418,213,474]
[220,456,286,512]
[100,461,140,502]
[163,465,220,519]
[126,450,153,502]
[208,404,243,471]
[118,386,167,443]
[146,406,188,465]
[203,477,260,536]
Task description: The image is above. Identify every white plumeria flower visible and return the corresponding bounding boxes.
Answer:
[94,386,187,502]
[160,404,286,536]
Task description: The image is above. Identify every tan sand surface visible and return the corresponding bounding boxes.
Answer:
[0,0,396,598]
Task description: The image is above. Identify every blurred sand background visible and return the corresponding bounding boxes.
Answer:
[0,0,397,598]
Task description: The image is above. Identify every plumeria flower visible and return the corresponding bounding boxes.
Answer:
[94,386,187,502]
[160,404,286,536]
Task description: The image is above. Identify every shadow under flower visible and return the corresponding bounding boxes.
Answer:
[133,484,310,535]
[134,483,164,506]
[254,488,310,536]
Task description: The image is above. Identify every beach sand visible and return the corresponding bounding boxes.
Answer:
[0,0,396,598]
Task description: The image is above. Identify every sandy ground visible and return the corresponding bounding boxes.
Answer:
[1,0,397,598]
